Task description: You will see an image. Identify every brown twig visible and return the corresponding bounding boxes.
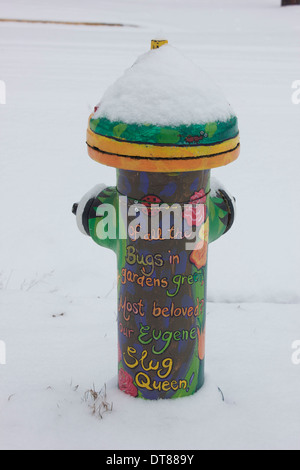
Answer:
[83,384,113,419]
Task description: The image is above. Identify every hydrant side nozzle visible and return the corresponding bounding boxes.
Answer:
[74,184,108,237]
[208,178,237,244]
[218,189,236,235]
[74,184,119,253]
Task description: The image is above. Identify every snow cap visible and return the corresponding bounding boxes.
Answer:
[87,40,240,172]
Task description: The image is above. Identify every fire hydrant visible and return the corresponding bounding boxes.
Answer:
[73,40,240,399]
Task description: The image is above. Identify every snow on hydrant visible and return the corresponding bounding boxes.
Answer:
[73,40,240,399]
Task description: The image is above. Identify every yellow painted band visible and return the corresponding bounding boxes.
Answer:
[87,127,240,160]
[87,144,240,172]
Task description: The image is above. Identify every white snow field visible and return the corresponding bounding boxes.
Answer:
[0,0,300,450]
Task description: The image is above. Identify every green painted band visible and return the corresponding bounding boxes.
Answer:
[89,116,239,147]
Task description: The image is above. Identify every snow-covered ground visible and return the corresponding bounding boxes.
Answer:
[0,0,300,450]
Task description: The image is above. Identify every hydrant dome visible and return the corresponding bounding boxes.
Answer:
[87,42,240,172]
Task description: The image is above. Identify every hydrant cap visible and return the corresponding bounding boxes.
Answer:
[87,40,240,172]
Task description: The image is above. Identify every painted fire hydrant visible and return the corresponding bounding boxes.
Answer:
[73,40,240,399]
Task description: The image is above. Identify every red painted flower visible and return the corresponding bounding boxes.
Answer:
[119,368,138,397]
[184,190,207,227]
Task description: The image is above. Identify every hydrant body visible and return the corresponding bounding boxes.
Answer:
[74,40,240,399]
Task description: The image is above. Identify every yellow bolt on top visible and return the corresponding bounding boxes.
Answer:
[151,39,168,50]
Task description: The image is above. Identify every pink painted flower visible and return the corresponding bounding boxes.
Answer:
[184,190,207,227]
[119,368,138,397]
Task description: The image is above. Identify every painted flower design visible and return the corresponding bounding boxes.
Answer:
[189,240,208,270]
[184,190,207,227]
[118,368,138,397]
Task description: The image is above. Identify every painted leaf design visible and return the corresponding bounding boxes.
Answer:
[205,122,218,138]
[113,123,128,139]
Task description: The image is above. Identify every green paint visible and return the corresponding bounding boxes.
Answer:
[208,194,229,243]
[113,123,128,139]
[90,116,239,147]
[157,129,181,144]
[205,122,218,139]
